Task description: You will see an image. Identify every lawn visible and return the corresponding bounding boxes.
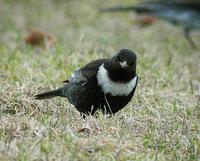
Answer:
[0,0,200,160]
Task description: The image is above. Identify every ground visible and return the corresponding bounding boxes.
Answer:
[0,0,200,160]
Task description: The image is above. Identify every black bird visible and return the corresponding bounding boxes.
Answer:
[102,1,200,48]
[35,49,138,117]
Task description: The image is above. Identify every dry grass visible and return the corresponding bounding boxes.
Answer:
[0,0,200,160]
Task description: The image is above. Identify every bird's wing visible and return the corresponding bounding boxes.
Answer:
[62,59,108,110]
[63,59,107,85]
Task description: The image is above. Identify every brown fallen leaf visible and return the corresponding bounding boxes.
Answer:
[135,15,156,26]
[77,127,90,134]
[24,28,57,49]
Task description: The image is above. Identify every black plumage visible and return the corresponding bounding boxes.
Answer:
[35,49,138,117]
[102,0,200,48]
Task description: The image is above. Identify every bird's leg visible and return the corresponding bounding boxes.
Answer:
[183,27,196,49]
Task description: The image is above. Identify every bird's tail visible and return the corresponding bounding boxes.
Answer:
[100,6,151,14]
[34,87,65,100]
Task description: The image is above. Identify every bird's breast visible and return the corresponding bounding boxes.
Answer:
[97,64,137,96]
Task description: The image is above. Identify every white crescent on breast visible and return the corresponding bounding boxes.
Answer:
[97,64,137,96]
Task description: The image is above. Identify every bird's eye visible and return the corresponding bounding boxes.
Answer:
[117,54,122,61]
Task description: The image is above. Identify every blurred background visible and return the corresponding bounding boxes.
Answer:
[0,0,199,81]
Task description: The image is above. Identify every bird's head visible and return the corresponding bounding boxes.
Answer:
[111,49,137,72]
[105,49,137,82]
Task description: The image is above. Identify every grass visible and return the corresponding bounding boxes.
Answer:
[0,0,200,160]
